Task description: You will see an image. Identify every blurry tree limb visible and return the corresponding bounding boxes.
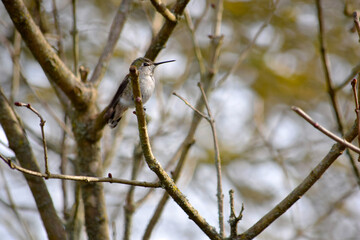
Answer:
[353,11,360,42]
[2,0,92,110]
[123,143,143,240]
[351,79,360,161]
[316,0,343,133]
[71,0,79,77]
[11,30,21,103]
[216,0,279,87]
[316,0,360,186]
[150,0,176,22]
[130,66,221,240]
[51,0,65,61]
[0,88,67,240]
[237,119,359,240]
[89,0,132,87]
[145,0,190,60]
[0,167,35,240]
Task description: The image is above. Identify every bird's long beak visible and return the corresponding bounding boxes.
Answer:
[154,60,176,66]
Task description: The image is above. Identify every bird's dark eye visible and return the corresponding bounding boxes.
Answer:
[143,62,150,66]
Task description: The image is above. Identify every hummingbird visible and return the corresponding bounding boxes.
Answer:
[105,57,175,128]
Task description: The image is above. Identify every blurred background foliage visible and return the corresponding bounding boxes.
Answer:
[1,0,360,239]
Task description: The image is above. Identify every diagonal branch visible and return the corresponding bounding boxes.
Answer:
[237,119,359,240]
[2,0,92,110]
[89,0,132,87]
[150,0,176,22]
[145,0,189,60]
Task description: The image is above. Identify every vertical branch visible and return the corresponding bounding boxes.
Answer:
[198,82,224,237]
[316,0,360,187]
[60,115,69,219]
[89,0,132,87]
[123,143,143,240]
[315,0,343,133]
[351,79,360,161]
[71,0,79,76]
[51,0,65,61]
[11,30,21,102]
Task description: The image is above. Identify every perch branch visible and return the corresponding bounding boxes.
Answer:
[129,65,221,240]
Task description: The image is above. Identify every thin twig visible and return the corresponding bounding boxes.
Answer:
[123,143,143,240]
[184,10,206,77]
[198,82,224,237]
[292,106,360,154]
[130,65,221,240]
[316,0,343,134]
[229,189,244,239]
[51,0,65,61]
[172,92,209,120]
[351,79,360,161]
[71,0,79,77]
[316,0,360,185]
[353,11,360,42]
[14,102,50,177]
[150,0,176,22]
[0,153,160,188]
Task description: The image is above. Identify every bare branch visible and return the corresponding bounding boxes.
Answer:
[198,82,224,236]
[2,0,92,110]
[145,0,190,60]
[14,102,50,177]
[0,154,160,188]
[238,119,359,240]
[89,0,132,87]
[71,0,79,77]
[292,106,360,154]
[130,65,221,240]
[229,190,244,239]
[0,88,67,239]
[353,11,360,42]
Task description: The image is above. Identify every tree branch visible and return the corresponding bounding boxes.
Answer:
[2,0,92,110]
[145,0,189,60]
[129,66,221,240]
[89,0,132,87]
[0,88,67,240]
[150,0,176,22]
[237,119,359,240]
